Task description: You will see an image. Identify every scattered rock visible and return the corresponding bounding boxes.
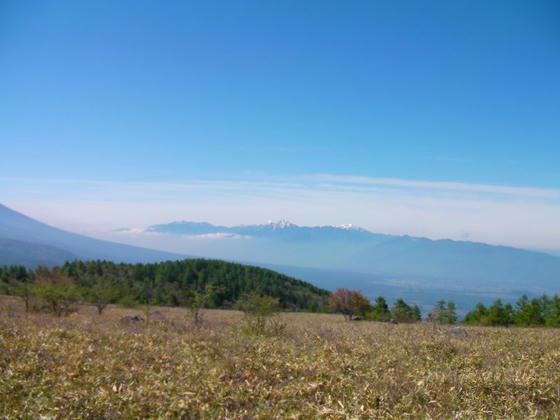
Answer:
[445,327,468,338]
[120,315,144,324]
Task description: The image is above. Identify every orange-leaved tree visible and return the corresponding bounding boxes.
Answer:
[328,288,371,321]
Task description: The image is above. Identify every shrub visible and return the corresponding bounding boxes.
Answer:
[391,298,421,323]
[180,284,224,327]
[365,296,391,321]
[309,300,318,313]
[11,281,34,313]
[428,300,457,324]
[33,266,80,317]
[235,292,285,336]
[83,276,120,315]
[117,295,138,308]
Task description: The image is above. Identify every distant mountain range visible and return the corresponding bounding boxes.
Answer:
[147,219,377,242]
[0,204,185,266]
[141,219,560,296]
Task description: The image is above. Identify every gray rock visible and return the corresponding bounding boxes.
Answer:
[120,315,144,323]
[445,327,468,337]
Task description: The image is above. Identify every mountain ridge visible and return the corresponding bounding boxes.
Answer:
[0,203,187,266]
[145,219,557,255]
[145,219,384,243]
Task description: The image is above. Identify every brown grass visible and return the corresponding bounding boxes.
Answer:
[1,295,560,419]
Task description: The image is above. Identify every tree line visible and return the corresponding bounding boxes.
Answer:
[325,289,560,327]
[463,296,560,327]
[0,260,330,313]
[328,288,422,322]
[0,263,423,322]
[1,262,560,327]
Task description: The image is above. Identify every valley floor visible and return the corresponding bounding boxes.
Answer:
[1,296,559,419]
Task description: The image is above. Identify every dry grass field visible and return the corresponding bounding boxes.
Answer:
[1,296,560,419]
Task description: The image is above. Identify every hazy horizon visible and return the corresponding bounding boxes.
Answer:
[2,194,560,256]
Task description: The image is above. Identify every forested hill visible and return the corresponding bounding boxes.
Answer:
[59,259,330,311]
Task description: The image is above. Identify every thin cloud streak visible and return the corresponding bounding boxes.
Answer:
[305,174,560,199]
[3,175,560,200]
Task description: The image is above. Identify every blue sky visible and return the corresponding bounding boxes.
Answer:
[1,1,560,250]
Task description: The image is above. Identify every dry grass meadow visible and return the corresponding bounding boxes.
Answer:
[1,296,560,419]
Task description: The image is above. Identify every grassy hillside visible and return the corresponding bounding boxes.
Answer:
[1,297,559,418]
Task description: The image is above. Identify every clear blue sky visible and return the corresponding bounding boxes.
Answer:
[1,1,560,251]
[2,0,559,186]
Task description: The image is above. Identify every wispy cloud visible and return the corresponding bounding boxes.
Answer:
[4,174,558,200]
[2,174,559,251]
[113,228,247,240]
[303,174,560,199]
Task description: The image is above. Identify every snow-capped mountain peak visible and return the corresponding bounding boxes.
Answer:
[265,219,296,229]
[145,219,379,241]
[335,223,366,231]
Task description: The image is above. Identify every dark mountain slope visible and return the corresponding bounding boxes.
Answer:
[350,236,560,291]
[0,204,186,265]
[0,238,77,268]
